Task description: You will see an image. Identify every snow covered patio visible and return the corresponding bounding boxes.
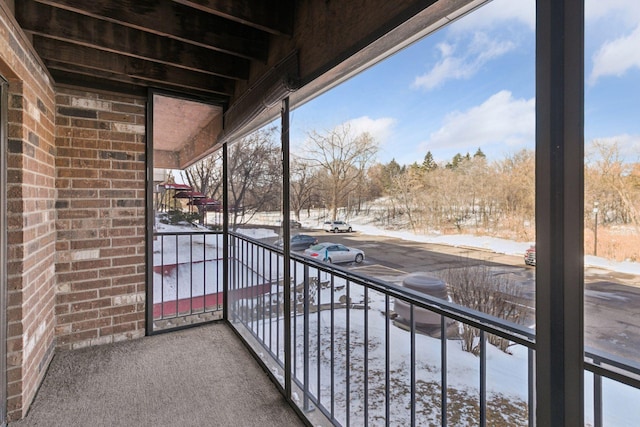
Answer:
[11,323,304,427]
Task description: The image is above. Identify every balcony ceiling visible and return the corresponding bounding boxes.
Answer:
[14,0,295,166]
[14,0,481,167]
[15,0,293,105]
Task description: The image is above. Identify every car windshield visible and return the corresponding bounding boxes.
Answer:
[309,244,326,251]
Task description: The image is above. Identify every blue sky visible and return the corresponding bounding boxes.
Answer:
[289,0,640,166]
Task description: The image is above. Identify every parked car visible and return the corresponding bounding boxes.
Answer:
[304,242,364,264]
[524,245,536,266]
[323,220,353,233]
[276,234,318,251]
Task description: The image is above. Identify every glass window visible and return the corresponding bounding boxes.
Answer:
[584,1,640,424]
[288,0,536,423]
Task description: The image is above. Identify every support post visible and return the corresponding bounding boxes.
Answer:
[536,0,584,425]
[222,142,229,321]
[281,97,292,399]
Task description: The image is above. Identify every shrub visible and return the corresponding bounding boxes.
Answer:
[167,209,200,224]
[439,263,526,355]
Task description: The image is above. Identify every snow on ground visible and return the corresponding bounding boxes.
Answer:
[156,218,640,425]
[289,212,640,276]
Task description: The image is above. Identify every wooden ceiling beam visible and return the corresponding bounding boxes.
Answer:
[171,0,293,36]
[51,70,228,105]
[17,0,250,80]
[37,39,235,97]
[28,0,269,60]
[49,67,230,105]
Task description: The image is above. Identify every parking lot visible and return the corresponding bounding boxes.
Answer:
[280,225,640,362]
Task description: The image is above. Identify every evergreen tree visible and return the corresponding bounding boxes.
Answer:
[474,147,486,159]
[447,153,464,169]
[422,151,438,172]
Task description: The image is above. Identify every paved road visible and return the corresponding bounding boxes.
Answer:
[290,227,640,362]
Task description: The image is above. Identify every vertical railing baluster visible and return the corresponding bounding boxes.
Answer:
[317,268,321,405]
[410,304,415,427]
[241,239,246,324]
[262,246,266,344]
[217,233,221,307]
[293,259,298,379]
[276,247,280,357]
[480,330,486,427]
[248,240,251,325]
[251,242,256,331]
[385,294,390,426]
[441,315,448,427]
[528,348,535,427]
[303,264,310,411]
[245,240,249,325]
[594,358,603,427]
[232,235,237,322]
[364,286,369,427]
[203,234,207,313]
[189,235,193,314]
[238,237,241,321]
[175,234,179,317]
[330,272,335,421]
[160,235,164,319]
[346,279,351,426]
[269,243,273,350]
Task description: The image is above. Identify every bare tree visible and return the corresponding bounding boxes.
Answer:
[587,140,640,231]
[290,155,318,221]
[303,123,378,220]
[181,152,223,223]
[494,149,535,237]
[183,152,223,199]
[440,264,526,355]
[227,127,281,228]
[389,163,420,232]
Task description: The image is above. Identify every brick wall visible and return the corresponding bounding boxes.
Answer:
[1,6,148,421]
[1,6,57,421]
[54,88,146,350]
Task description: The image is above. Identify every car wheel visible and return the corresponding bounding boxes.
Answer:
[347,227,352,232]
[333,228,338,233]
[354,254,363,264]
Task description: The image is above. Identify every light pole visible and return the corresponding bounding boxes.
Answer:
[593,201,599,256]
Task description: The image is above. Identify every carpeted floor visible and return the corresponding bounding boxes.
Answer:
[12,323,304,426]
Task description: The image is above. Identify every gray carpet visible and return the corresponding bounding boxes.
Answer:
[12,323,304,427]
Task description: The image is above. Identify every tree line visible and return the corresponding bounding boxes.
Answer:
[177,124,640,244]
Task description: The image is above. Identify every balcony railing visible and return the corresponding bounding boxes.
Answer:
[227,232,640,427]
[151,230,225,332]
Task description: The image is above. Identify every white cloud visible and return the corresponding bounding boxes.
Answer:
[589,24,640,85]
[451,0,535,33]
[586,134,640,162]
[585,0,640,25]
[413,33,515,91]
[343,116,396,145]
[421,90,534,152]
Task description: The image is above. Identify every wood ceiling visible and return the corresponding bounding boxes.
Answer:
[15,0,294,106]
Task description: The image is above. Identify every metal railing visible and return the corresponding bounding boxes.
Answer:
[151,230,224,332]
[227,232,537,426]
[150,229,640,424]
[226,232,640,426]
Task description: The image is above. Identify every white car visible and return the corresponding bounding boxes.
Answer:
[323,220,353,233]
[304,242,364,264]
